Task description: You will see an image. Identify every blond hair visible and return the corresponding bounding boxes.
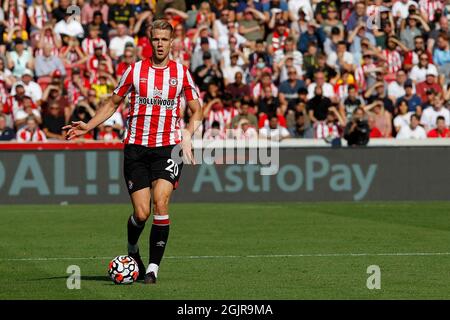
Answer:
[151,19,174,38]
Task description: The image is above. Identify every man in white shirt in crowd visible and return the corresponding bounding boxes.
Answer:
[259,114,290,141]
[54,11,85,38]
[222,52,245,86]
[392,0,419,20]
[420,95,450,131]
[10,69,42,103]
[307,71,335,100]
[388,70,410,102]
[396,113,427,139]
[109,23,135,60]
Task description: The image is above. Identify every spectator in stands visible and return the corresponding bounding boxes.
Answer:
[87,44,114,82]
[344,107,370,146]
[82,25,108,56]
[396,113,427,139]
[307,85,332,125]
[10,68,42,104]
[340,85,365,122]
[421,95,450,131]
[14,95,41,129]
[394,99,414,134]
[314,106,344,142]
[231,100,258,129]
[427,115,450,137]
[238,7,266,42]
[16,115,47,142]
[416,69,444,103]
[259,114,291,141]
[52,0,70,22]
[81,0,109,25]
[98,122,120,141]
[365,100,393,137]
[108,0,135,30]
[433,33,450,86]
[193,52,223,92]
[288,110,314,138]
[225,71,251,101]
[388,70,409,102]
[307,70,334,100]
[7,38,33,79]
[298,20,326,54]
[279,67,306,111]
[410,52,439,83]
[42,101,65,140]
[368,114,383,138]
[398,79,422,114]
[91,10,110,43]
[191,37,222,71]
[222,52,245,86]
[0,113,15,141]
[109,23,135,60]
[203,120,226,140]
[364,80,395,114]
[258,85,287,127]
[54,11,85,38]
[248,39,271,71]
[233,118,258,140]
[35,44,66,78]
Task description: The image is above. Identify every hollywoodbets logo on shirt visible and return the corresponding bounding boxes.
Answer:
[137,88,176,109]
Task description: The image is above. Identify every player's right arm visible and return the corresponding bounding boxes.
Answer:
[64,64,134,140]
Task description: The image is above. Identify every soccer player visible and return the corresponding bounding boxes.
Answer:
[64,20,203,284]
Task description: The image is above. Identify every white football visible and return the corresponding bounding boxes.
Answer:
[108,255,139,284]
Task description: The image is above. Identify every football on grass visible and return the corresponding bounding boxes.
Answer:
[108,255,139,284]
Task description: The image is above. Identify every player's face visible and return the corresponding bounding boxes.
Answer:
[151,29,173,62]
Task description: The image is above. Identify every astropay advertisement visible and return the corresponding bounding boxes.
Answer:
[0,147,449,204]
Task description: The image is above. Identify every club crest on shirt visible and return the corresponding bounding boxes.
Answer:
[169,78,178,87]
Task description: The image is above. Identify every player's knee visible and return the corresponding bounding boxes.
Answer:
[153,198,169,214]
[134,204,150,222]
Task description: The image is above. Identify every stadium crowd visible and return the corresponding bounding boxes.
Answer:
[0,0,450,144]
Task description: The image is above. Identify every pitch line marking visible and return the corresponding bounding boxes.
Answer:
[1,252,450,262]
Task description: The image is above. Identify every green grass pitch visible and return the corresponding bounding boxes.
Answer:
[0,202,449,299]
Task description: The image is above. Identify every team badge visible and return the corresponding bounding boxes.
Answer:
[169,78,178,87]
[128,180,133,190]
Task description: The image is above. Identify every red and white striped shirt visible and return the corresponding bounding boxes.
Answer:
[382,49,402,74]
[419,0,443,21]
[113,59,199,148]
[27,5,49,29]
[82,38,108,56]
[314,122,340,140]
[17,127,47,142]
[34,34,60,56]
[355,63,377,92]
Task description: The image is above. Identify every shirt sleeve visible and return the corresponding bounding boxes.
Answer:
[113,64,134,97]
[182,67,199,102]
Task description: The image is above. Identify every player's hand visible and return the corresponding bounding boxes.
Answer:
[181,133,195,165]
[63,121,89,140]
